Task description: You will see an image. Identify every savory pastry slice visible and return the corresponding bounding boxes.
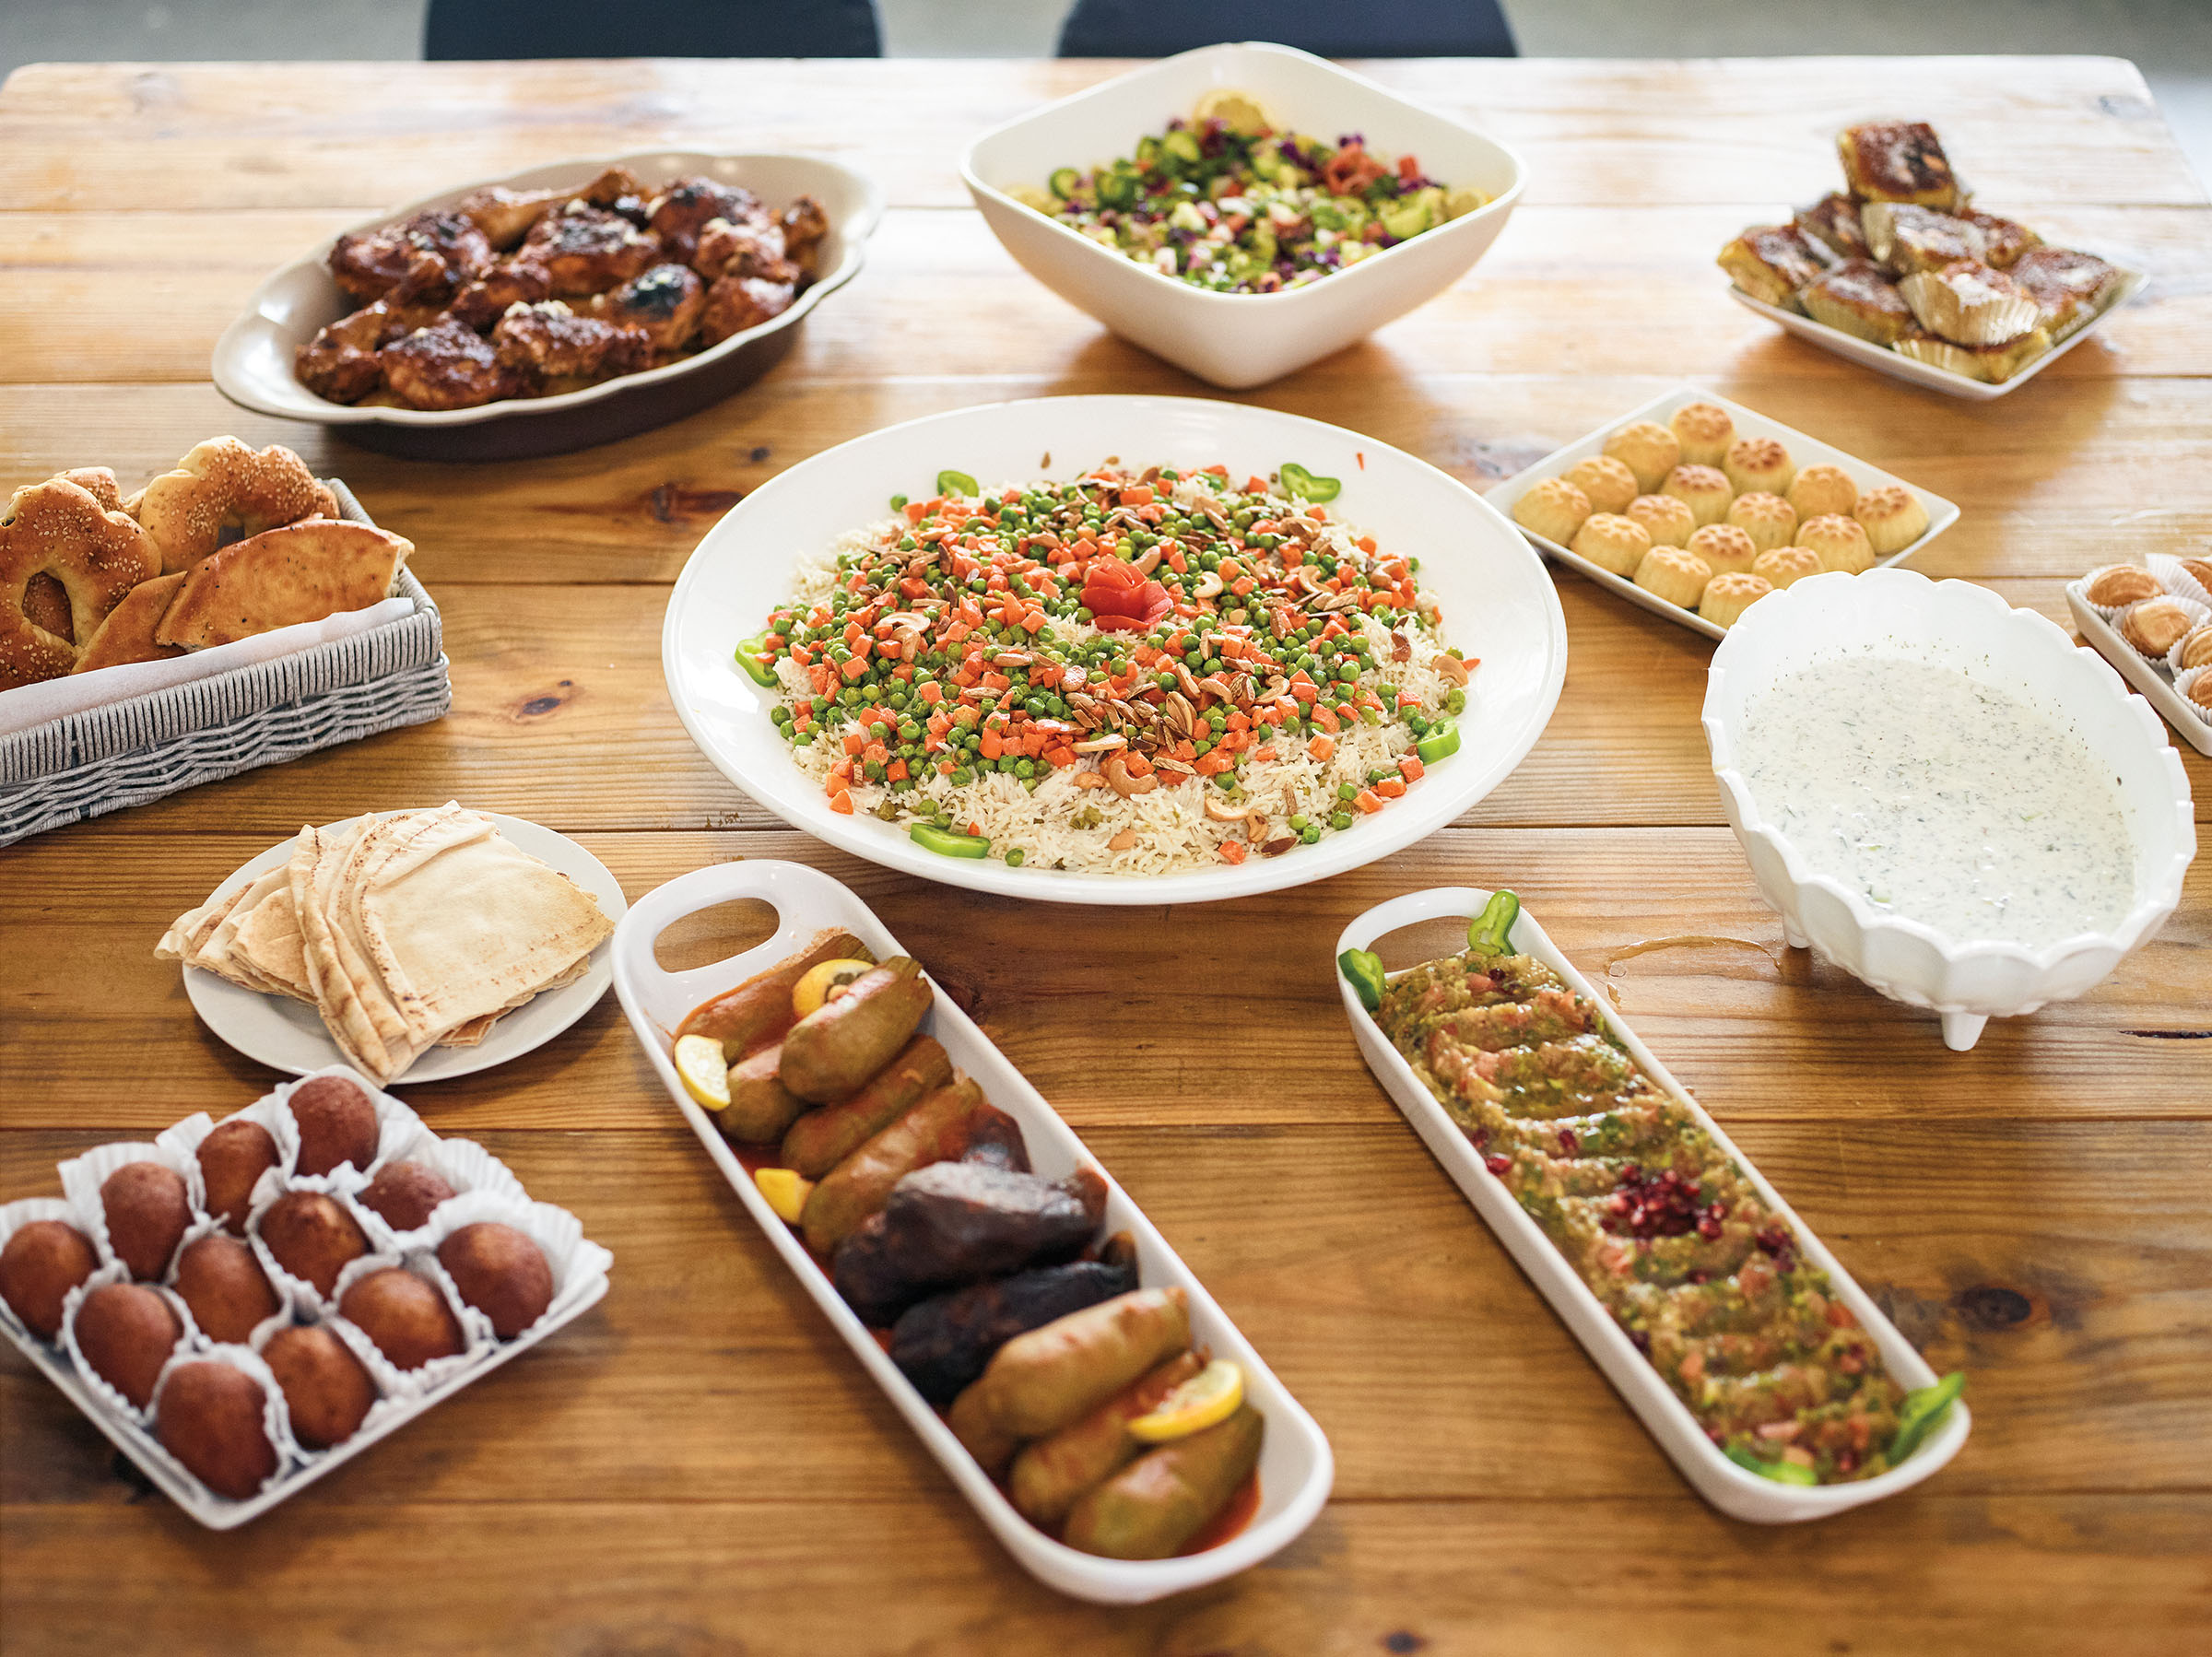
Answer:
[1626,493,1697,548]
[1726,491,1797,552]
[1632,546,1712,609]
[1717,224,1831,308]
[1900,261,2041,346]
[1786,464,1859,522]
[156,521,411,651]
[1837,121,1960,209]
[1603,422,1683,494]
[2081,564,2163,608]
[1511,478,1593,545]
[1894,324,2053,383]
[1960,209,2039,269]
[1723,437,1795,499]
[1798,259,1916,346]
[1668,402,1735,466]
[1564,455,1639,515]
[1700,571,1773,629]
[2120,596,2203,658]
[1794,192,1869,261]
[1752,546,1824,590]
[1853,486,1930,556]
[1661,464,1733,527]
[1798,513,1876,574]
[1686,523,1759,578]
[1859,204,1984,275]
[70,571,186,674]
[1569,513,1651,576]
[2008,246,2122,340]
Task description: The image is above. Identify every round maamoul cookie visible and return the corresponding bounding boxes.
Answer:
[1661,464,1735,527]
[2081,564,2163,608]
[1564,454,1639,515]
[1686,523,1759,579]
[1726,491,1797,552]
[2177,624,2212,673]
[1512,477,1594,545]
[1724,436,1796,499]
[1798,513,1875,574]
[1626,493,1697,548]
[1752,546,1825,590]
[1785,462,1858,522]
[1669,401,1735,465]
[1570,512,1653,577]
[1853,485,1930,555]
[1604,421,1683,494]
[2186,670,2212,711]
[2121,596,2203,658]
[2177,557,2212,595]
[1700,571,1774,629]
[1633,546,1713,609]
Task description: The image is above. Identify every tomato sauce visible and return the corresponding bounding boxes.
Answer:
[1178,1469,1261,1555]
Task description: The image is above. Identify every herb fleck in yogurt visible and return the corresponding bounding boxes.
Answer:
[1737,657,2136,946]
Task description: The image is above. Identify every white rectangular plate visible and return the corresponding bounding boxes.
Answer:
[1336,886,1970,1523]
[1727,266,2147,401]
[2066,585,2212,757]
[610,859,1332,1604]
[1484,385,1959,642]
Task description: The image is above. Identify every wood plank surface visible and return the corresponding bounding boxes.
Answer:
[2,54,2206,1656]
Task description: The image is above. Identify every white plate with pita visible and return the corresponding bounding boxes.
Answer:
[176,810,626,1084]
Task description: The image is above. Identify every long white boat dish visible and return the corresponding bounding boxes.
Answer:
[612,859,1334,1604]
[1337,886,1971,1524]
[1705,569,2194,1050]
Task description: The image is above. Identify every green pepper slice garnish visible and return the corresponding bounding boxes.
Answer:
[1096,170,1138,208]
[1888,1371,1966,1464]
[1279,463,1342,503]
[1337,947,1386,1013]
[911,823,991,860]
[1048,167,1081,200]
[935,469,979,499]
[1467,890,1519,958]
[734,637,777,687]
[1724,1445,1820,1486]
[1415,722,1460,764]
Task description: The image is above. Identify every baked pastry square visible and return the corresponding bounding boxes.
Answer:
[1860,204,1984,276]
[1895,325,2053,383]
[1837,121,1960,209]
[2009,246,2122,340]
[1717,224,1830,309]
[1794,192,1869,261]
[1900,261,2041,346]
[1798,259,1916,346]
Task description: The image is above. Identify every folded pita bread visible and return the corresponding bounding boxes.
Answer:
[155,520,410,651]
[72,571,187,674]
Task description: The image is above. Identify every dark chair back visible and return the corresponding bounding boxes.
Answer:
[1057,1,1516,58]
[424,0,882,59]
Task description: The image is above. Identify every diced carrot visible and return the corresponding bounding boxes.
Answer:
[1311,704,1340,734]
[1376,777,1406,799]
[828,790,853,815]
[840,656,870,682]
[1019,609,1046,634]
[1358,536,1377,554]
[1021,730,1046,758]
[904,501,929,523]
[842,732,865,756]
[1219,839,1247,864]
[982,672,1011,691]
[1252,745,1277,762]
[1123,751,1154,778]
[862,743,889,768]
[1194,751,1232,776]
[980,730,1003,760]
[885,759,908,781]
[918,682,945,705]
[1309,735,1337,762]
[1398,755,1425,781]
[1289,681,1317,704]
[1354,788,1383,814]
[939,760,956,775]
[789,645,813,667]
[1226,711,1251,733]
[1230,576,1256,597]
[1120,486,1154,506]
[1044,746,1076,769]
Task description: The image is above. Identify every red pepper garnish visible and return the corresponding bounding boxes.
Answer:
[1082,571,1171,632]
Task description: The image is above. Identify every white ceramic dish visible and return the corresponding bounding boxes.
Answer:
[180,810,627,1082]
[961,41,1525,389]
[662,394,1567,905]
[212,150,883,459]
[1705,569,2195,1051]
[0,1069,611,1530]
[1484,386,1958,643]
[611,859,1333,1604]
[2065,583,2212,758]
[1726,265,2147,402]
[1336,886,1970,1523]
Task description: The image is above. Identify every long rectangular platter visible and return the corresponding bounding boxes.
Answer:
[1483,385,1959,642]
[610,858,1333,1604]
[2065,584,2212,758]
[1335,886,1970,1523]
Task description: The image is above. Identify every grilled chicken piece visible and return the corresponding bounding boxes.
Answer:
[453,184,566,250]
[447,257,555,330]
[328,209,494,304]
[490,301,652,380]
[295,298,444,403]
[781,194,830,270]
[650,176,767,265]
[380,317,528,410]
[694,216,800,285]
[576,165,649,212]
[584,264,706,354]
[519,203,663,298]
[700,275,795,345]
[832,1164,1108,1326]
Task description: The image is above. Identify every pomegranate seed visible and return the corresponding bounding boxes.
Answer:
[1484,1155,1512,1177]
[1557,1127,1580,1156]
[1698,1216,1723,1239]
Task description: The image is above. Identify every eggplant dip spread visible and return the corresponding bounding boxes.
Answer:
[1348,894,1963,1487]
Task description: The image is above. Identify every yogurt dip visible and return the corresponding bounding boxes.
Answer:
[1736,656,2136,946]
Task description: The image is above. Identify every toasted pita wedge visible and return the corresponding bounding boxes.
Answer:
[231,884,314,1002]
[155,520,410,651]
[72,571,187,674]
[292,819,414,1082]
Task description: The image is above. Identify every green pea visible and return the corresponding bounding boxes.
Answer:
[1005,849,1026,868]
[1330,811,1353,831]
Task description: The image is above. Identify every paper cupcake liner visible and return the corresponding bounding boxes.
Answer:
[2173,664,2212,725]
[147,1341,300,1502]
[57,1138,205,1284]
[246,1183,382,1319]
[2114,593,2211,661]
[0,1197,91,1346]
[250,1309,407,1462]
[56,1262,195,1427]
[326,1250,489,1399]
[410,1187,613,1346]
[2154,553,2212,612]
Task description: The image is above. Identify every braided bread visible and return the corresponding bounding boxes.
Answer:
[0,478,162,689]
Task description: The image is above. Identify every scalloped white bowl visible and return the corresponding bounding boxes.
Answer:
[1703,570,2195,1050]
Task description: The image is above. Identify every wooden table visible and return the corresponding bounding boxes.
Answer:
[3,54,2207,1655]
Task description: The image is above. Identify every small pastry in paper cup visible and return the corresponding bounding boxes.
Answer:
[2174,664,2212,723]
[2118,594,2208,661]
[58,1139,203,1285]
[59,1262,193,1424]
[2160,555,2212,611]
[2170,624,2212,677]
[168,1212,288,1346]
[2075,563,2163,623]
[255,1313,396,1455]
[353,1127,526,1242]
[0,1197,101,1344]
[148,1343,295,1502]
[416,1188,612,1346]
[1900,260,2041,346]
[276,1067,418,1182]
[249,1185,375,1314]
[330,1252,479,1397]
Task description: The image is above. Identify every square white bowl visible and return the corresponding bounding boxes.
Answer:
[961,42,1525,389]
[1484,385,1958,643]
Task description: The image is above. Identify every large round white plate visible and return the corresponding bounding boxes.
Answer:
[180,811,627,1083]
[663,394,1568,904]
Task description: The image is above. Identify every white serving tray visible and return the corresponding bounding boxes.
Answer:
[1726,265,2147,402]
[1483,386,1958,642]
[0,1072,611,1530]
[611,859,1333,1604]
[2066,584,2212,758]
[1335,887,1970,1523]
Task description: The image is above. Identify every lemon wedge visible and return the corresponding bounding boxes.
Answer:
[673,1034,732,1111]
[1128,1357,1242,1443]
[793,958,877,1020]
[755,1167,814,1225]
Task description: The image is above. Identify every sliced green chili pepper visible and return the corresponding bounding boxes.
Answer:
[734,637,777,687]
[1888,1371,1966,1464]
[1096,170,1138,208]
[1048,167,1080,200]
[1724,1445,1819,1486]
[1415,721,1461,763]
[1337,948,1386,1013]
[935,469,979,499]
[1467,890,1519,958]
[1279,462,1342,503]
[911,823,991,860]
